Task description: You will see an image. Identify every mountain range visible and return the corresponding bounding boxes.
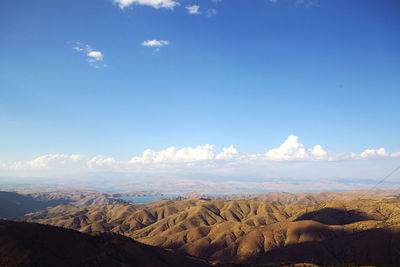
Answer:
[21,194,400,265]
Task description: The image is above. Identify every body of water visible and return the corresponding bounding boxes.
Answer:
[120,193,181,204]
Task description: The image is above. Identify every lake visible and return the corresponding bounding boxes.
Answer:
[119,192,181,204]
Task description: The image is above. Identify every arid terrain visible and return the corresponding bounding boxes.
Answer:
[1,189,400,266]
[2,188,400,218]
[172,189,400,204]
[2,189,395,266]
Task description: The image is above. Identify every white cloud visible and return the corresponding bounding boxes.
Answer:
[87,51,103,62]
[216,146,240,160]
[6,136,398,172]
[2,136,399,187]
[266,135,307,160]
[72,42,105,68]
[391,152,400,157]
[114,0,179,9]
[206,9,217,16]
[360,148,389,159]
[310,145,328,158]
[186,5,200,14]
[141,39,169,47]
[265,135,329,161]
[11,154,86,170]
[87,156,116,168]
[211,0,222,3]
[129,144,240,164]
[130,144,216,163]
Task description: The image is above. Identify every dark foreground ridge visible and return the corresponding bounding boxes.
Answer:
[0,219,209,267]
[247,226,400,266]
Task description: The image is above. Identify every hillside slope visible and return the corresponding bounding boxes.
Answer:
[0,191,49,218]
[0,190,128,218]
[176,189,400,205]
[0,219,209,267]
[23,198,400,265]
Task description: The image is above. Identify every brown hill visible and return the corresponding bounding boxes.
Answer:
[23,198,400,265]
[0,219,209,267]
[18,190,128,207]
[176,189,400,205]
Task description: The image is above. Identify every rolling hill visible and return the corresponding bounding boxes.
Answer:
[175,189,400,205]
[23,197,400,265]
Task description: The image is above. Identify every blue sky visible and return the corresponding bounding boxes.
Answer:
[0,0,399,189]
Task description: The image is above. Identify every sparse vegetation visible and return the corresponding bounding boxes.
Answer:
[21,196,400,265]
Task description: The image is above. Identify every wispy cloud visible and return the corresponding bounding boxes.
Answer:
[206,8,217,17]
[72,42,106,68]
[114,0,179,10]
[295,0,319,6]
[141,39,169,53]
[186,5,200,15]
[141,39,169,47]
[268,0,319,6]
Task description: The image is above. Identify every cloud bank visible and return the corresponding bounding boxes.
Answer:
[3,135,400,182]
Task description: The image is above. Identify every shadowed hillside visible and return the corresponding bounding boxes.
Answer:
[293,207,379,225]
[248,226,400,266]
[0,190,128,218]
[22,197,400,265]
[0,219,209,267]
[0,191,49,218]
